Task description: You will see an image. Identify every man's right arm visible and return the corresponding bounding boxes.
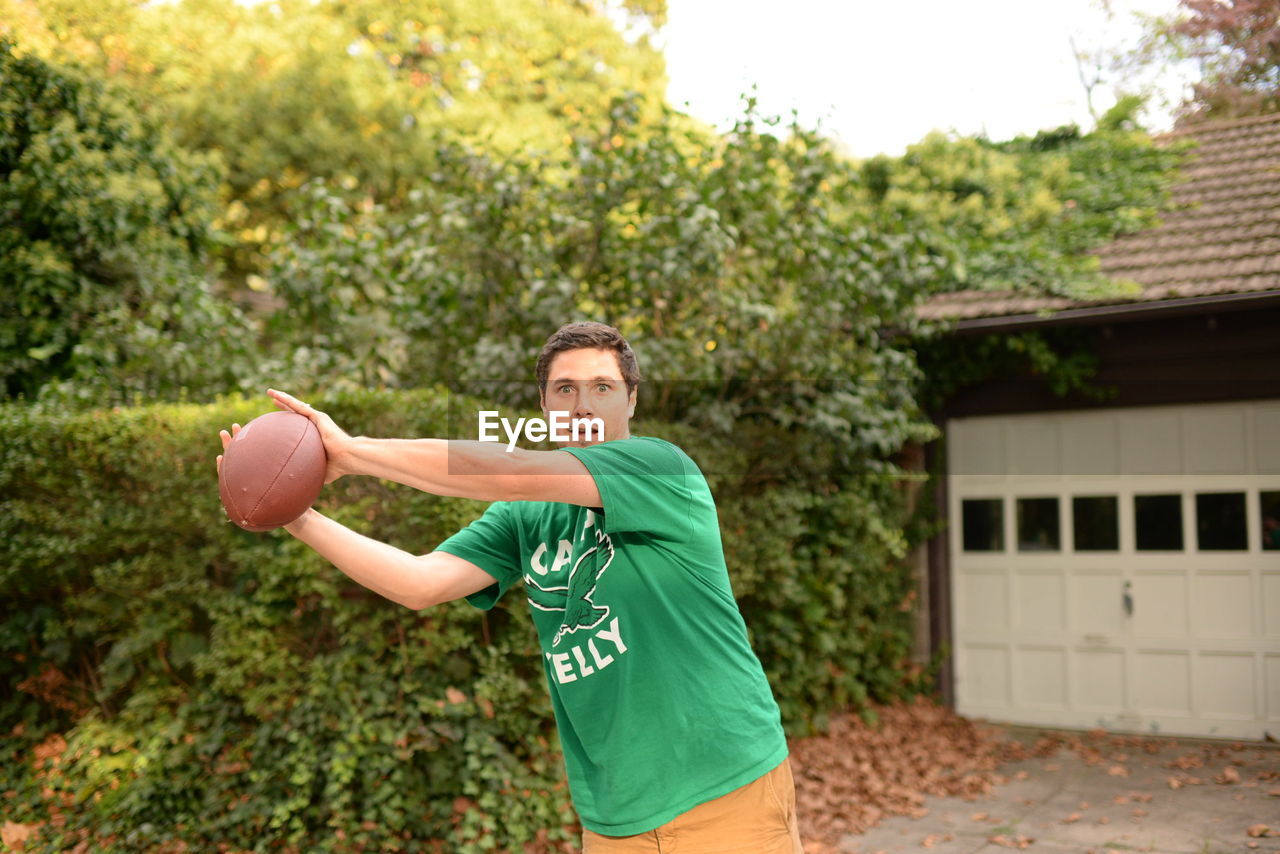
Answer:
[284,509,497,609]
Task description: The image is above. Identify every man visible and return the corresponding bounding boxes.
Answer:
[217,322,802,852]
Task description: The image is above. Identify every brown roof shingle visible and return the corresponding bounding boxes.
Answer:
[918,112,1280,322]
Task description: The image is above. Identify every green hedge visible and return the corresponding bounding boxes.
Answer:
[0,391,923,852]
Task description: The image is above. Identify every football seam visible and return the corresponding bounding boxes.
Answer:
[243,424,312,527]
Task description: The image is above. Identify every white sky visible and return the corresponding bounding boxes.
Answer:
[658,0,1187,157]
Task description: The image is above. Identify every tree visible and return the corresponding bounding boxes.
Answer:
[0,40,256,404]
[2,0,670,280]
[858,99,1183,300]
[1173,0,1280,121]
[1107,0,1280,124]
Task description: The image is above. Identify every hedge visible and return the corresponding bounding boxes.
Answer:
[0,390,924,852]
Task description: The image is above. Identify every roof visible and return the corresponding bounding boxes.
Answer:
[918,112,1280,327]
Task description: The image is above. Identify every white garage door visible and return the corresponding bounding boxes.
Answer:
[948,399,1280,740]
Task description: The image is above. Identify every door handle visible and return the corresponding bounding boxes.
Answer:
[1123,581,1134,617]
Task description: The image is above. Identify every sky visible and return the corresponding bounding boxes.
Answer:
[658,0,1187,158]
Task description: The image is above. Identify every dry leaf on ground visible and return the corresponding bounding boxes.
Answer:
[789,698,1033,848]
[989,834,1035,849]
[2,821,39,849]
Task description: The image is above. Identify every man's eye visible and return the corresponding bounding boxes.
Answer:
[597,384,611,393]
[558,385,574,394]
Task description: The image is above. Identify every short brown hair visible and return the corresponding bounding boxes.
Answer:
[536,322,642,393]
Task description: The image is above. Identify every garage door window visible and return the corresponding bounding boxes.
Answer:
[1073,495,1119,551]
[1135,493,1183,551]
[1195,492,1248,551]
[1017,497,1060,551]
[1261,491,1280,551]
[961,498,1003,552]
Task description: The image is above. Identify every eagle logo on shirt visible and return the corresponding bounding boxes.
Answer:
[525,522,615,648]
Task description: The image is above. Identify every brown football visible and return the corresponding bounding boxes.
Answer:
[218,411,326,531]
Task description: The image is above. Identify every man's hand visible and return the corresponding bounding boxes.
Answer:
[215,422,240,477]
[266,389,355,484]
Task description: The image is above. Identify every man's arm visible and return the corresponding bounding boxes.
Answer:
[344,437,602,506]
[284,509,498,609]
[267,389,601,506]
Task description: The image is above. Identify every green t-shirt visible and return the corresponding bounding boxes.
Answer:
[435,436,787,836]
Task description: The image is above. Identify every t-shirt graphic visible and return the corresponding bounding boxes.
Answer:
[525,520,615,648]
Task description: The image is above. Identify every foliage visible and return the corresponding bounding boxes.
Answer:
[261,94,1181,452]
[0,391,923,851]
[1108,0,1280,124]
[913,327,1112,416]
[859,99,1184,300]
[1172,0,1280,121]
[1,0,670,279]
[0,39,257,405]
[264,95,945,484]
[864,99,1185,412]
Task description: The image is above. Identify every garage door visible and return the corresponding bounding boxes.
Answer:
[948,399,1280,740]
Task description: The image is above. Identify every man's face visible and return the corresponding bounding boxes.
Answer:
[539,347,636,447]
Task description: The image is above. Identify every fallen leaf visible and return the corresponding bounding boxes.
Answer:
[1246,842,1259,849]
[2,821,39,848]
[1215,767,1241,784]
[971,812,989,821]
[1062,812,1082,824]
[989,835,1035,850]
[1097,816,1110,825]
[1113,794,1130,804]
[1131,808,1147,818]
[1108,765,1130,777]
[445,687,467,705]
[1246,824,1270,838]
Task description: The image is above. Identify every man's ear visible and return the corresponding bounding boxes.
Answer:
[627,386,637,418]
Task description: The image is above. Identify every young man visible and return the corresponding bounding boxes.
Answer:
[217,322,802,852]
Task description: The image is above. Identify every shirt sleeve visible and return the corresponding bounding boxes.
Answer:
[562,438,696,541]
[434,501,522,610]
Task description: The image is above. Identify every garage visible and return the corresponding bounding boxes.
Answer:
[947,399,1280,739]
[921,113,1280,740]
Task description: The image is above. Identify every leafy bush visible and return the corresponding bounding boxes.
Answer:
[0,391,924,851]
[0,39,257,405]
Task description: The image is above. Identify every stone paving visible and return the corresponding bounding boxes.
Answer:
[840,727,1280,854]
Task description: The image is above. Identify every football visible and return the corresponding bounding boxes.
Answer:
[219,411,327,531]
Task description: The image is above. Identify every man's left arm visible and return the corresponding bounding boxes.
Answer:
[347,436,602,506]
[267,389,601,506]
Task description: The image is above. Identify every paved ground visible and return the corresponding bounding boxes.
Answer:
[838,727,1280,854]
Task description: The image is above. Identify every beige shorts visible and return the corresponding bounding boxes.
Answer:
[582,758,803,854]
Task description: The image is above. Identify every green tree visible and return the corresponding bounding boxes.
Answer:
[2,0,670,279]
[262,96,943,475]
[859,98,1183,300]
[0,39,256,404]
